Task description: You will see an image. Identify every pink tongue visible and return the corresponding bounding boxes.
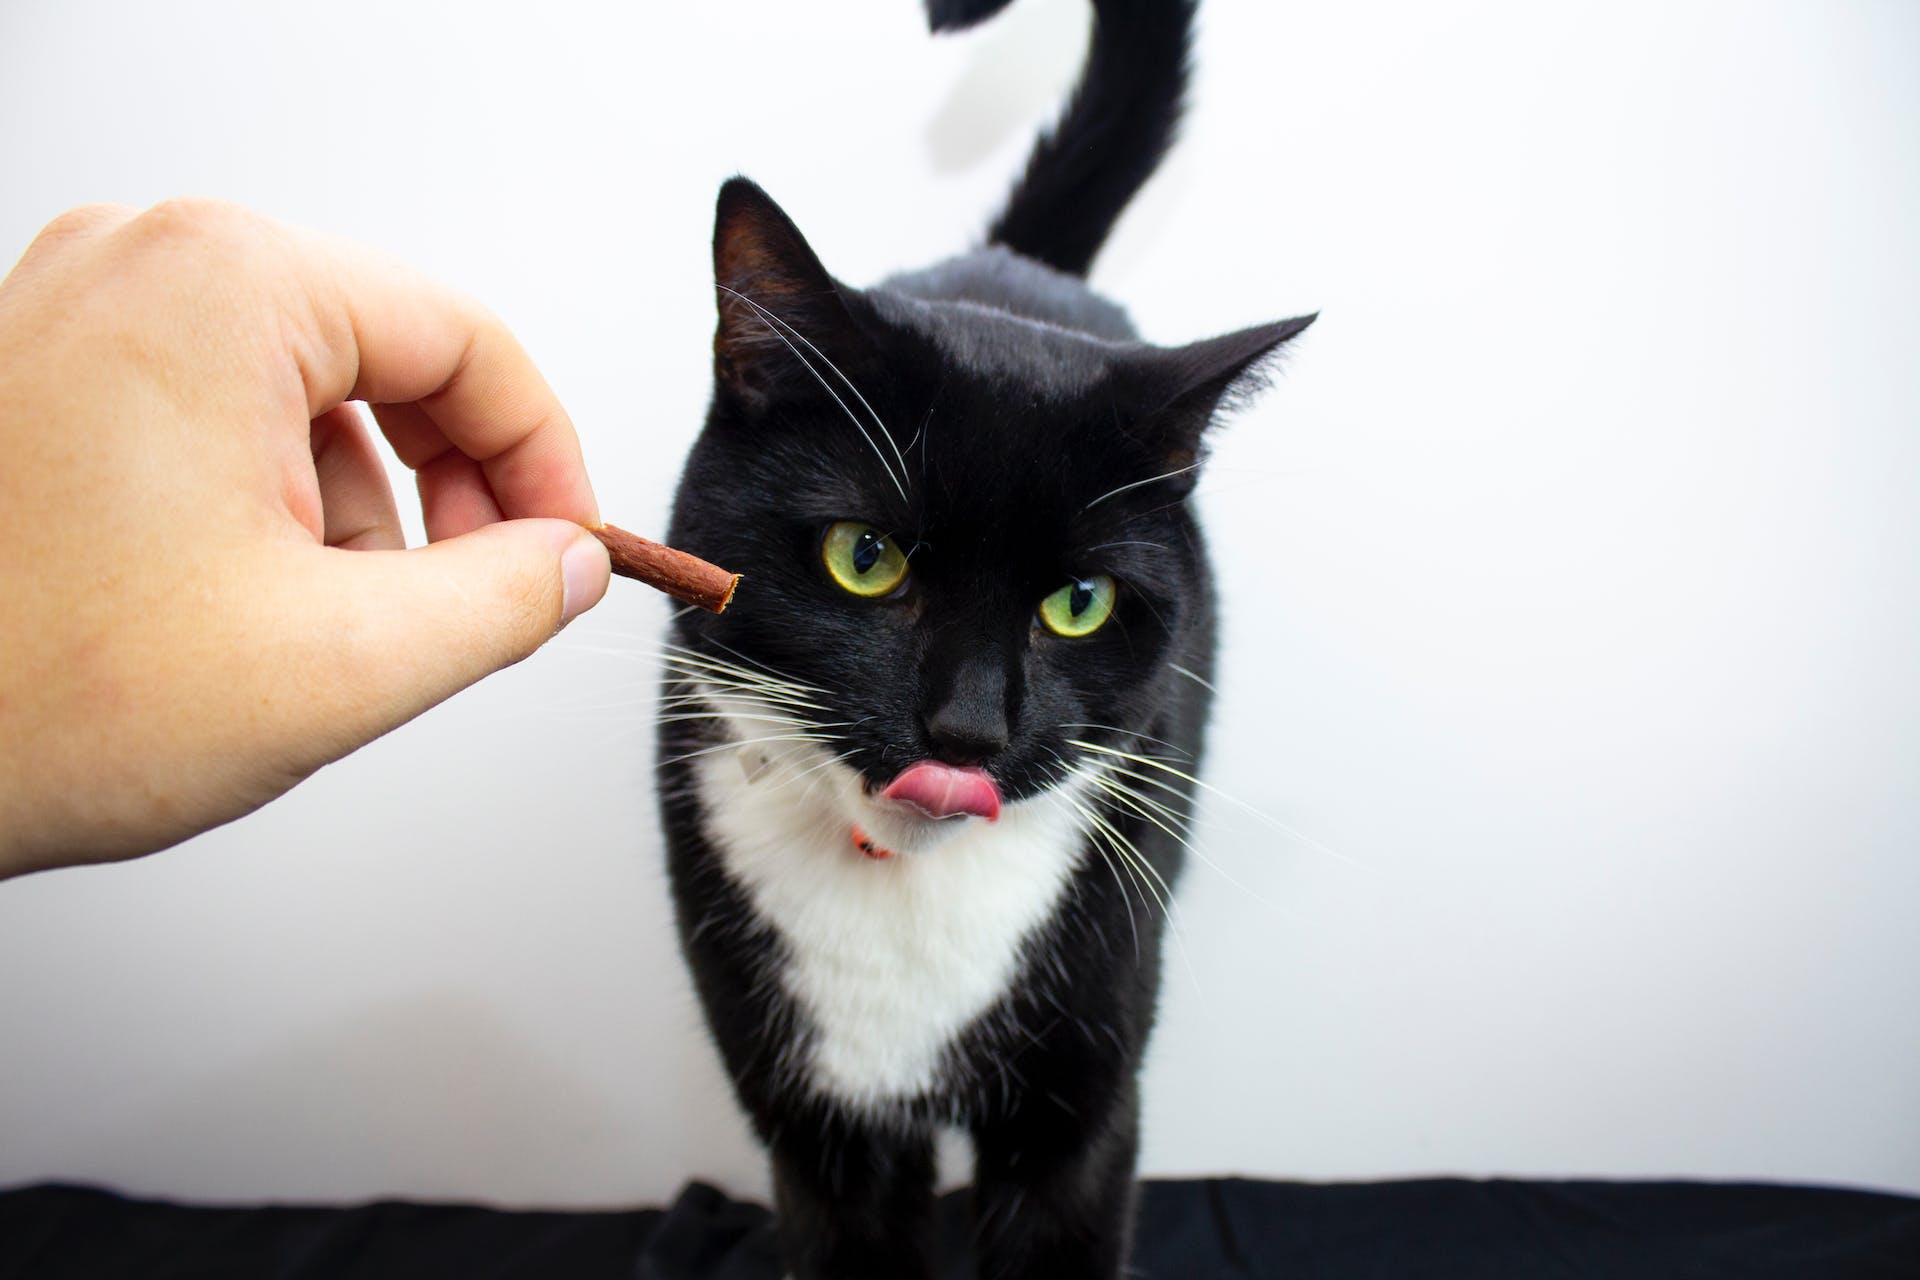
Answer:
[882,762,1003,822]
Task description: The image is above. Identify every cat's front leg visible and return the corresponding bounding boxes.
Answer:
[768,1115,938,1280]
[970,1087,1141,1280]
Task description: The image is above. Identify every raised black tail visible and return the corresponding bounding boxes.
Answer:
[928,0,1198,278]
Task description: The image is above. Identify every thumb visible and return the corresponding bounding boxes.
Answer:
[289,519,610,751]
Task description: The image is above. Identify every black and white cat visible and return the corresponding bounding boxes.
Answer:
[656,1,1311,1275]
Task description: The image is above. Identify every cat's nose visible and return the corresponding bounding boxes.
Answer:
[924,655,1011,765]
[926,708,1010,765]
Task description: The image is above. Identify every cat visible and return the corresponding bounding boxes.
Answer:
[655,0,1312,1275]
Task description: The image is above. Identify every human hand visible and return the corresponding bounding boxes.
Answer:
[0,200,612,878]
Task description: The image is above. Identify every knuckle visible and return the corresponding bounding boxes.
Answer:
[126,197,267,257]
[35,202,137,246]
[118,199,288,323]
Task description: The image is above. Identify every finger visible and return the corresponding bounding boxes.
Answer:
[283,231,600,527]
[274,520,610,758]
[415,449,503,542]
[369,399,502,541]
[310,403,404,550]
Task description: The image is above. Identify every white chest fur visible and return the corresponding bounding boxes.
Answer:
[692,738,1088,1110]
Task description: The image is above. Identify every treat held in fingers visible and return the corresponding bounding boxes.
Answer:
[589,523,739,612]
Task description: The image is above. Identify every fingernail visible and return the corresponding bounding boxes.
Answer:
[558,531,610,630]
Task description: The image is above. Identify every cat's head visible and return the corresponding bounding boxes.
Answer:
[664,179,1311,855]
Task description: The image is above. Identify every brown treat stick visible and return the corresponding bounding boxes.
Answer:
[588,523,740,613]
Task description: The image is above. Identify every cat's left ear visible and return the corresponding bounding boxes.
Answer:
[711,177,866,412]
[1133,313,1317,461]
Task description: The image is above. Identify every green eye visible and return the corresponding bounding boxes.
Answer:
[1038,575,1117,637]
[822,521,910,597]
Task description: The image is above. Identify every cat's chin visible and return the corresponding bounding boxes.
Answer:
[846,795,982,860]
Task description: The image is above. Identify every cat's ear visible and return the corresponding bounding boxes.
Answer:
[1109,313,1314,487]
[712,177,863,409]
[1147,314,1318,441]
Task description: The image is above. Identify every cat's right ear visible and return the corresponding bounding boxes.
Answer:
[711,178,862,411]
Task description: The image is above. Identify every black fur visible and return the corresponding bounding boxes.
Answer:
[985,0,1199,278]
[923,0,1020,34]
[655,3,1311,1277]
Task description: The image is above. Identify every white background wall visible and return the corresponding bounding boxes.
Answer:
[2,0,1915,1207]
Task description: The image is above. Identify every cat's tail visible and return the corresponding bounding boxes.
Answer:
[926,0,1197,278]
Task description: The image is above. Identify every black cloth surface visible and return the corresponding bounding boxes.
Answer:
[2,1176,1915,1279]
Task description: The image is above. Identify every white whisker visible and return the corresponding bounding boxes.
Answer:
[1088,769,1272,907]
[717,285,909,503]
[669,638,834,690]
[1056,722,1194,759]
[1081,461,1202,512]
[1068,795,1201,999]
[1038,788,1141,965]
[657,711,852,729]
[1069,738,1365,870]
[1167,662,1216,694]
[656,732,839,769]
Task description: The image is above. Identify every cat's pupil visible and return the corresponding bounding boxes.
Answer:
[853,531,883,576]
[1069,581,1094,616]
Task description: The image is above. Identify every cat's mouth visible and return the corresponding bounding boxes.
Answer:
[879,761,1002,823]
[847,761,1003,860]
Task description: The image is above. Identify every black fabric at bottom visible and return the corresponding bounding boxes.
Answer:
[1,1176,1915,1279]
